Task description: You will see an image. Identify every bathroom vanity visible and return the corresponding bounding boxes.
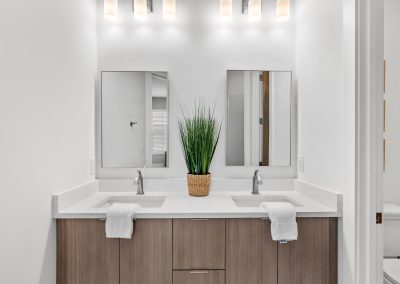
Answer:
[54,180,341,284]
[57,218,337,284]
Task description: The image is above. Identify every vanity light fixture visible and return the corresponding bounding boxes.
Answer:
[219,0,232,20]
[243,0,262,22]
[163,0,176,21]
[104,0,118,21]
[276,0,290,22]
[133,0,153,21]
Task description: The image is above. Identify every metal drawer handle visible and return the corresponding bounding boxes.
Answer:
[190,271,209,274]
[190,218,209,221]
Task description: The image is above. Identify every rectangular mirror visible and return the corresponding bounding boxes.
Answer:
[101,71,168,168]
[226,70,291,167]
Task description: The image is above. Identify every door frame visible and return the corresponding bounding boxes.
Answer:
[356,0,384,283]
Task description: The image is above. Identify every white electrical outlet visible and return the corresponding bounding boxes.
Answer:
[298,157,304,173]
[90,158,95,175]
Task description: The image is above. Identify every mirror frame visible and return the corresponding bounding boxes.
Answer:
[96,70,170,177]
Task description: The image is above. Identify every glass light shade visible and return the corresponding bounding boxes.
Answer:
[104,0,118,21]
[276,0,290,22]
[163,0,176,21]
[219,0,232,20]
[248,0,262,22]
[134,0,148,21]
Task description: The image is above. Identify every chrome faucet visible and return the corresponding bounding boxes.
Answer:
[134,170,144,195]
[252,170,263,194]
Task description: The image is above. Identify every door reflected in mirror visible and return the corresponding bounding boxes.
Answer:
[226,70,291,167]
[101,71,168,168]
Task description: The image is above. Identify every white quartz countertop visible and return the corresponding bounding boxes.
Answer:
[53,180,342,219]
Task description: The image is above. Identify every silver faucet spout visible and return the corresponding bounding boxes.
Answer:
[134,170,144,195]
[252,170,263,194]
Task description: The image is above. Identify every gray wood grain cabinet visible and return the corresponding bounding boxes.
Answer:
[57,220,119,284]
[278,218,338,284]
[226,218,338,284]
[120,219,173,284]
[172,219,225,270]
[226,218,278,284]
[57,217,337,284]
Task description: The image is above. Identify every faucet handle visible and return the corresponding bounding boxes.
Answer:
[133,170,142,185]
[254,170,263,185]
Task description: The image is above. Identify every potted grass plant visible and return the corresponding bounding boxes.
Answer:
[178,102,222,197]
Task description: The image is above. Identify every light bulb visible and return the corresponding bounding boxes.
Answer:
[104,0,118,21]
[134,0,148,21]
[163,0,176,21]
[276,0,290,22]
[219,0,232,20]
[248,0,261,22]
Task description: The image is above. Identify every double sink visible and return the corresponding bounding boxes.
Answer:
[94,194,302,209]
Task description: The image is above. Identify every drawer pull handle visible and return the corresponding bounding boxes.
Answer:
[190,271,209,274]
[190,218,209,221]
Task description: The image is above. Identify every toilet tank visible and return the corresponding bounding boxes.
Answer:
[384,203,400,257]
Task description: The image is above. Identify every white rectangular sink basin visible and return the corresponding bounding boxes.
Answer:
[231,195,302,208]
[94,196,166,209]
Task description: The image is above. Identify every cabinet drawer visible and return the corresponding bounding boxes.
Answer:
[173,270,225,284]
[173,219,225,270]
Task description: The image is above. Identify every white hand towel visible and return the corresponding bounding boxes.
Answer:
[260,202,298,242]
[106,203,141,239]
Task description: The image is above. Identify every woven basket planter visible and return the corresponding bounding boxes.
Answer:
[187,174,211,197]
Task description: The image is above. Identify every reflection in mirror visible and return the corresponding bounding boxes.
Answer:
[226,70,291,167]
[102,71,168,168]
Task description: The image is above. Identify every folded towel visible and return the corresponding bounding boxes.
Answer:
[260,202,298,242]
[106,203,141,239]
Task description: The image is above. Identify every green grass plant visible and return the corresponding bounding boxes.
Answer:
[178,102,222,175]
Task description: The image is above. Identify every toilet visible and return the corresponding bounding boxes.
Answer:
[384,203,400,284]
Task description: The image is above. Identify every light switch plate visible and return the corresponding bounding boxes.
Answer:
[90,158,95,175]
[298,157,304,173]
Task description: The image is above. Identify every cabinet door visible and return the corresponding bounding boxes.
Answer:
[120,219,173,284]
[278,218,338,284]
[173,219,225,270]
[226,219,277,284]
[57,220,119,284]
[173,270,225,284]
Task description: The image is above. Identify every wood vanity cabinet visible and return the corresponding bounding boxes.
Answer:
[278,218,338,284]
[57,219,172,284]
[226,218,338,284]
[120,219,173,284]
[57,220,119,284]
[57,217,337,284]
[172,219,225,270]
[226,219,278,284]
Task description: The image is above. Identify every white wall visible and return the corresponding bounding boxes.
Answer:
[97,0,296,178]
[384,0,400,204]
[0,0,97,283]
[295,0,355,283]
[295,0,344,191]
